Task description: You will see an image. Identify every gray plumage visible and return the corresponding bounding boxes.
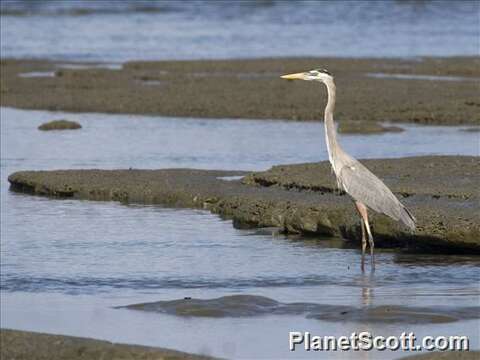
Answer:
[321,74,415,231]
[336,151,416,230]
[281,68,416,268]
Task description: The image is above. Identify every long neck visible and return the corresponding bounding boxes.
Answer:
[323,79,340,169]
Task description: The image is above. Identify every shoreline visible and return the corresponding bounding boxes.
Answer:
[2,329,479,360]
[1,57,479,125]
[0,329,214,360]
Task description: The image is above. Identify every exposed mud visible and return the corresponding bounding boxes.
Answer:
[1,57,479,125]
[7,156,480,252]
[337,121,404,134]
[38,119,82,131]
[0,329,214,360]
[119,294,480,324]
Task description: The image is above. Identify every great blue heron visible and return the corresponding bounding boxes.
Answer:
[281,69,416,270]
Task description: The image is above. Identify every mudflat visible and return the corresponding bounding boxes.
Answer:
[1,57,479,125]
[119,294,480,324]
[8,156,479,252]
[0,329,214,360]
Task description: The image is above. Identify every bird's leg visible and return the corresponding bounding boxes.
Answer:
[364,215,375,269]
[355,202,368,271]
[355,202,375,270]
[360,220,367,271]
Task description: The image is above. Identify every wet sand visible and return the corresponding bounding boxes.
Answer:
[8,156,480,252]
[0,329,213,359]
[1,57,479,125]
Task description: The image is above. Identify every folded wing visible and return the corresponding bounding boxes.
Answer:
[337,157,416,230]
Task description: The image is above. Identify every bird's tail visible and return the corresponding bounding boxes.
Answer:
[400,205,416,231]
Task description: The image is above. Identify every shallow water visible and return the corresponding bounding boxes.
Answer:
[1,107,478,171]
[1,1,478,61]
[1,107,479,359]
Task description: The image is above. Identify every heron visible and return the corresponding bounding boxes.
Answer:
[281,69,415,270]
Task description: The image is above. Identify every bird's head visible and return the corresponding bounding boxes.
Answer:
[281,68,333,82]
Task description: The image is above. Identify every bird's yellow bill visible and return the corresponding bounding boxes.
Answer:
[280,72,306,80]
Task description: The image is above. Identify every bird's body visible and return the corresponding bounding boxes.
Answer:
[335,154,415,230]
[281,69,415,269]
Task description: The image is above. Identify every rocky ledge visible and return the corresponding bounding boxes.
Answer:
[8,156,479,253]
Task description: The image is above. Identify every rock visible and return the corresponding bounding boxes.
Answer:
[337,121,404,134]
[7,156,480,252]
[38,119,81,131]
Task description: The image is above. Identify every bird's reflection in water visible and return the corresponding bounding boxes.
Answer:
[359,269,376,306]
